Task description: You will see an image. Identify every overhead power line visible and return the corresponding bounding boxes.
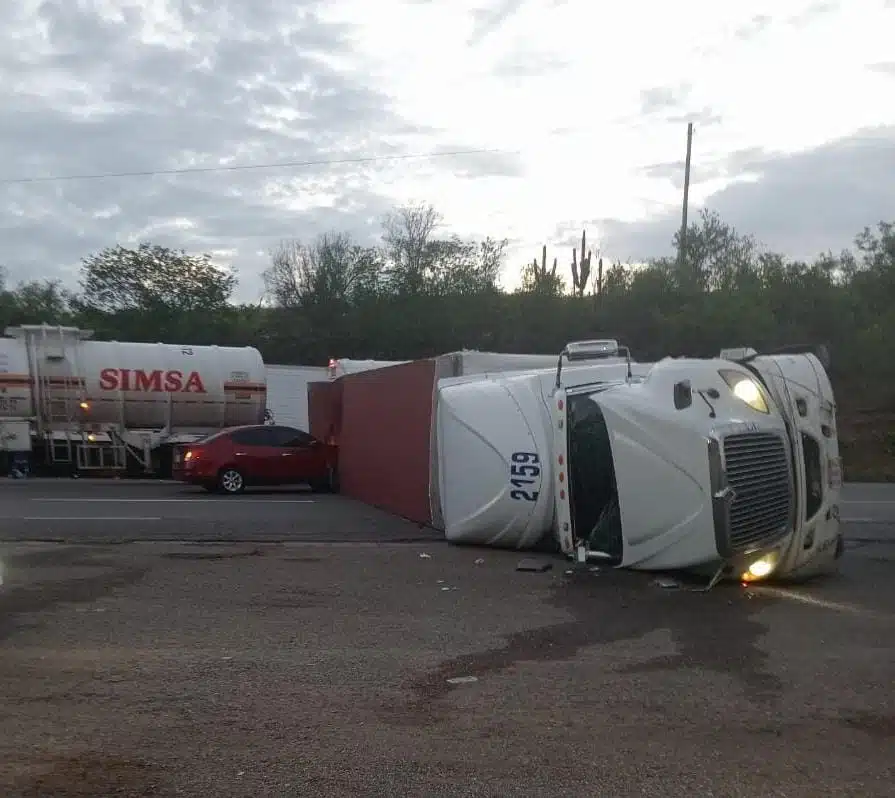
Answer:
[0,147,515,186]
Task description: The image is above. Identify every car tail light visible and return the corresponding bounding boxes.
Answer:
[184,448,200,461]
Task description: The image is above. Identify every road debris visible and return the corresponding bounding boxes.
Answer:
[446,676,478,685]
[419,553,432,559]
[653,577,681,590]
[516,559,552,573]
[474,558,485,565]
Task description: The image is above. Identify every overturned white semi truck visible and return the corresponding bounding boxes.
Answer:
[427,339,842,583]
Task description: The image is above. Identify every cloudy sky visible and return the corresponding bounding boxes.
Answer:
[1,0,894,302]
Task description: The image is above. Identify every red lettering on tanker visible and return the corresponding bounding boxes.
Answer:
[135,370,162,392]
[99,368,206,394]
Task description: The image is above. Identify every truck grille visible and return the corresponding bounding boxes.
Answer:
[723,431,791,552]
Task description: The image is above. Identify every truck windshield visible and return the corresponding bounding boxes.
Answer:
[566,393,623,562]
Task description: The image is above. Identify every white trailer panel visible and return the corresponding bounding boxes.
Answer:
[265,364,328,431]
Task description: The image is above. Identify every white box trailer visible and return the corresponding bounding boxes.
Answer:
[264,364,328,431]
[328,348,628,380]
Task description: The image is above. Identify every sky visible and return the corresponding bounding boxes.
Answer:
[1,0,894,303]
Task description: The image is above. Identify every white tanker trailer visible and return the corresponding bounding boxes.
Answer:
[0,324,266,474]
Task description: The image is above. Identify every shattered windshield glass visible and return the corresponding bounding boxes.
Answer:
[567,393,623,561]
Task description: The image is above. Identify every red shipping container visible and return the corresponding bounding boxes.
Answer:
[336,359,437,525]
[308,379,342,444]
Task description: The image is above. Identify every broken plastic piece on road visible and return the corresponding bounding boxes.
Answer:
[653,577,680,589]
[474,558,485,565]
[446,676,478,685]
[516,559,552,573]
[419,553,432,559]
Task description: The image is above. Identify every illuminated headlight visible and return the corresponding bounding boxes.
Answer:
[741,553,777,582]
[719,369,769,414]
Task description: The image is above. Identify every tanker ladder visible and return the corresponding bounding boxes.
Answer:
[34,324,80,467]
[75,433,127,471]
[38,376,77,466]
[106,428,154,474]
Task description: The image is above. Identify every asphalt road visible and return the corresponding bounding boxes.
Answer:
[0,480,893,797]
[0,478,891,544]
[838,482,895,531]
[0,479,440,544]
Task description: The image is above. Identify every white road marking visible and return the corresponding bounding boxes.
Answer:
[22,516,163,521]
[841,500,895,505]
[32,498,316,504]
[753,586,879,617]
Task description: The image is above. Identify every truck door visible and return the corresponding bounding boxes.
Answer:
[746,352,841,569]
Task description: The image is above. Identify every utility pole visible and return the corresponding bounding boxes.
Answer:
[678,122,693,272]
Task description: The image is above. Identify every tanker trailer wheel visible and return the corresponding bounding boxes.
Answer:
[217,467,246,495]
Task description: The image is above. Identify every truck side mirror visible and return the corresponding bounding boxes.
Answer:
[674,380,692,410]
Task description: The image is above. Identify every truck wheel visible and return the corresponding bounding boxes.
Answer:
[217,467,245,495]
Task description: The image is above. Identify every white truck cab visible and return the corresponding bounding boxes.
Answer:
[434,339,842,583]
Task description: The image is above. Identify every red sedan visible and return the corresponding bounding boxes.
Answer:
[172,425,338,495]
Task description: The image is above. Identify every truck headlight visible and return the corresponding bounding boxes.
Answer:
[719,369,769,414]
[741,552,777,582]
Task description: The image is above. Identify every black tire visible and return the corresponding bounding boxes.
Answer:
[310,464,338,494]
[329,464,340,493]
[217,467,246,494]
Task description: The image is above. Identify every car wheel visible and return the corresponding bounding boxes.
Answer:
[328,464,340,493]
[310,465,337,493]
[218,467,245,494]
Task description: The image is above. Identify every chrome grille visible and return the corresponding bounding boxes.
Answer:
[723,431,791,552]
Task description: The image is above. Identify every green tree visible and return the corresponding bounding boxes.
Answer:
[75,242,236,315]
[381,202,441,295]
[263,234,383,307]
[379,202,503,296]
[422,236,506,295]
[10,279,73,325]
[674,208,758,291]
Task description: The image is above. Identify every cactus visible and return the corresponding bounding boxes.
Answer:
[571,230,592,297]
[531,244,558,286]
